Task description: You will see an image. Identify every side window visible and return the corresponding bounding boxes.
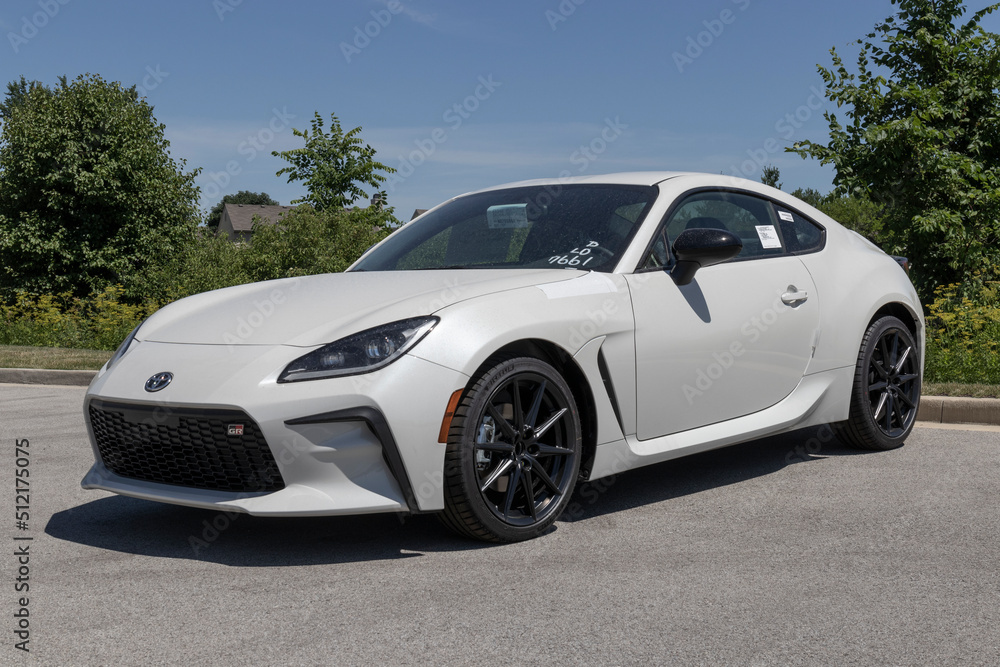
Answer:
[772,206,825,254]
[662,191,787,261]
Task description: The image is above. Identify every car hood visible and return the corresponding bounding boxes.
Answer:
[138,270,580,347]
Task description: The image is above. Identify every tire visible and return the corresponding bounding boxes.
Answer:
[836,315,921,450]
[440,356,582,542]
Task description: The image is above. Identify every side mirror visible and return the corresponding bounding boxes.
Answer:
[670,228,742,285]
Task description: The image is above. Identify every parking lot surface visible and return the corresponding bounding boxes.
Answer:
[2,383,998,665]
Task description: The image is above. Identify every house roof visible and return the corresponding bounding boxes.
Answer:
[222,204,294,232]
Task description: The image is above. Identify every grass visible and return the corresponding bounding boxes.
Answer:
[923,382,1000,399]
[2,345,998,398]
[0,345,110,371]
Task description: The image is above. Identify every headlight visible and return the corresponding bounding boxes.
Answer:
[104,321,143,371]
[278,317,438,383]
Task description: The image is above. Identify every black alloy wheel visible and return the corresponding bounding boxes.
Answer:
[837,315,921,450]
[440,356,581,542]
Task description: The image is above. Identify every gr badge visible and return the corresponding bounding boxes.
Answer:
[227,424,245,437]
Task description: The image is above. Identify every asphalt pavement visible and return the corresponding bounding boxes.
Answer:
[1,383,998,666]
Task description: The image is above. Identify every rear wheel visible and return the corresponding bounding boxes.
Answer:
[836,316,921,450]
[440,356,581,542]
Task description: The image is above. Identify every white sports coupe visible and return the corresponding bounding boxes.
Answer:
[82,172,923,542]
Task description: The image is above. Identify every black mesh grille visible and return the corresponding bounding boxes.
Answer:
[88,400,284,493]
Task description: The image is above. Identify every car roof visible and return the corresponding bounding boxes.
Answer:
[475,171,694,190]
[435,171,847,239]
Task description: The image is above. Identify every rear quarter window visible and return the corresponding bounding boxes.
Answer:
[772,206,825,254]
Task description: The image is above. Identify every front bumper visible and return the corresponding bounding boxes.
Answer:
[82,341,469,515]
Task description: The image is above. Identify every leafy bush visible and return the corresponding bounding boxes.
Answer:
[924,278,1000,384]
[2,203,396,352]
[0,286,154,350]
[145,204,394,300]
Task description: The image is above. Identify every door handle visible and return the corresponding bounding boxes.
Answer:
[781,287,808,305]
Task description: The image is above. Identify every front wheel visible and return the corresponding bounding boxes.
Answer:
[836,315,921,450]
[440,356,582,542]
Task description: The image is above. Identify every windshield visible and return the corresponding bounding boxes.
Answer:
[351,184,657,272]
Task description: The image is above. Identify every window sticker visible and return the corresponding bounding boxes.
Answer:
[487,204,530,229]
[778,211,795,222]
[755,225,782,249]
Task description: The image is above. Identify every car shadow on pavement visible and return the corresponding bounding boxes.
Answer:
[45,497,483,566]
[46,425,873,564]
[559,424,874,524]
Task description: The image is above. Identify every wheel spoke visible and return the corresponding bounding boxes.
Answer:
[486,403,517,440]
[528,458,562,495]
[534,407,568,439]
[878,336,892,370]
[503,466,522,520]
[535,442,573,458]
[873,391,888,421]
[871,357,889,380]
[891,393,907,429]
[479,458,513,493]
[897,373,919,384]
[512,380,524,430]
[868,380,889,393]
[895,390,917,410]
[883,393,895,432]
[476,440,514,454]
[525,380,547,428]
[892,345,911,374]
[521,469,537,521]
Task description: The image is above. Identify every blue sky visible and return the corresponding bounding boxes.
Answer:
[4,0,997,221]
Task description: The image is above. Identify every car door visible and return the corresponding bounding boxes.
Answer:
[625,189,821,440]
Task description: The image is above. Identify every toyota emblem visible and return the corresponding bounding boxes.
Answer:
[144,372,173,392]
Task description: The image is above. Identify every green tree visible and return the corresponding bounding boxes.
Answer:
[273,112,396,212]
[0,74,200,300]
[205,190,279,233]
[0,75,64,120]
[789,187,824,208]
[152,206,392,298]
[791,187,888,246]
[819,194,888,246]
[790,0,1000,295]
[760,165,782,190]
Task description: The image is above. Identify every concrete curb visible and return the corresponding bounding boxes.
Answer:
[915,396,1000,426]
[0,368,97,386]
[2,368,999,426]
